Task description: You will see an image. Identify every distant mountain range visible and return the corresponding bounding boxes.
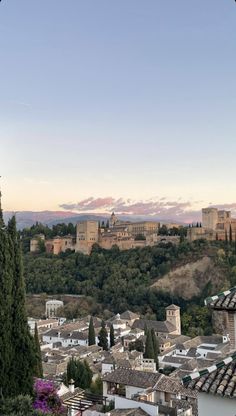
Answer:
[3,210,184,229]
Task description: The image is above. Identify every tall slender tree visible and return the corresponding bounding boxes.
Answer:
[8,216,35,396]
[88,316,96,346]
[110,324,115,348]
[151,328,159,368]
[66,358,92,389]
[33,323,43,378]
[144,329,154,359]
[0,192,13,397]
[98,320,108,351]
[229,225,233,243]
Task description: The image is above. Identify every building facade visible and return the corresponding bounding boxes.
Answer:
[75,221,99,254]
[46,300,64,318]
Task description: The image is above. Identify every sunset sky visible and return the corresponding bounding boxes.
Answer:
[1,1,236,221]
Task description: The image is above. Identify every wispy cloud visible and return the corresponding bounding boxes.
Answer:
[23,177,51,186]
[59,197,236,222]
[59,197,203,222]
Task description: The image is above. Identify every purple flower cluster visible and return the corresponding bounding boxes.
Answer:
[33,379,65,415]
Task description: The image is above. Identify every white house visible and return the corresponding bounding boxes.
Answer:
[102,368,194,416]
[43,328,89,347]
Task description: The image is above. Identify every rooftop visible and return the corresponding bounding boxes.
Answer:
[165,304,180,311]
[120,311,140,321]
[102,368,162,389]
[183,352,236,398]
[155,374,196,398]
[110,408,149,416]
[205,286,236,311]
[132,319,176,334]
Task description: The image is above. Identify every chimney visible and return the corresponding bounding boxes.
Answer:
[69,379,75,393]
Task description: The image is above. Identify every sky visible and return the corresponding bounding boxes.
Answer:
[0,0,236,221]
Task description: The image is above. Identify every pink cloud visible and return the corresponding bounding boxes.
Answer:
[59,198,236,223]
[59,197,200,222]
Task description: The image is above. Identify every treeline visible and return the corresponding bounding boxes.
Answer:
[23,239,219,335]
[24,239,209,300]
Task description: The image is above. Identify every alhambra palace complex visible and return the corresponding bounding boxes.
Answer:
[30,207,236,255]
[30,213,180,255]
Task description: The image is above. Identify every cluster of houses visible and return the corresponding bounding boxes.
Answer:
[30,286,236,416]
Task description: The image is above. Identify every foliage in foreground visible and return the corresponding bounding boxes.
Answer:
[0,395,50,416]
[33,379,65,415]
[0,209,39,397]
[0,380,66,416]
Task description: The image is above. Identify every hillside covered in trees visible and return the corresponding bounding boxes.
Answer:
[23,239,236,337]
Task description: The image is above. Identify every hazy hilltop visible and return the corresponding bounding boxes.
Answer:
[3,211,107,229]
[3,211,184,229]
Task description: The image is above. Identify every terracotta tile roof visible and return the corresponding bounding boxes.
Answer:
[120,311,140,320]
[182,352,236,398]
[102,368,162,388]
[205,286,236,310]
[110,408,149,416]
[162,356,190,365]
[155,374,197,398]
[60,387,82,401]
[132,319,176,334]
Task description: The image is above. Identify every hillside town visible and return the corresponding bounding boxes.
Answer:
[2,1,236,415]
[28,286,236,416]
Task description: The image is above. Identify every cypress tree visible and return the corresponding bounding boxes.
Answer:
[0,187,3,223]
[151,329,159,368]
[229,225,233,243]
[66,356,77,385]
[33,323,43,378]
[110,324,115,348]
[66,358,92,389]
[80,360,93,389]
[98,320,108,351]
[144,329,154,359]
[8,216,35,396]
[88,316,96,346]
[0,193,13,397]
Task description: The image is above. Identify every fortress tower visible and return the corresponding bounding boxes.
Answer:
[202,208,218,230]
[75,220,99,254]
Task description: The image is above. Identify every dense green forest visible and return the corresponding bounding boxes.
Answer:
[23,237,236,337]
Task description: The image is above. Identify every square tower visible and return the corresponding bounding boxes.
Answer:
[166,304,181,335]
[202,208,218,230]
[76,220,99,254]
